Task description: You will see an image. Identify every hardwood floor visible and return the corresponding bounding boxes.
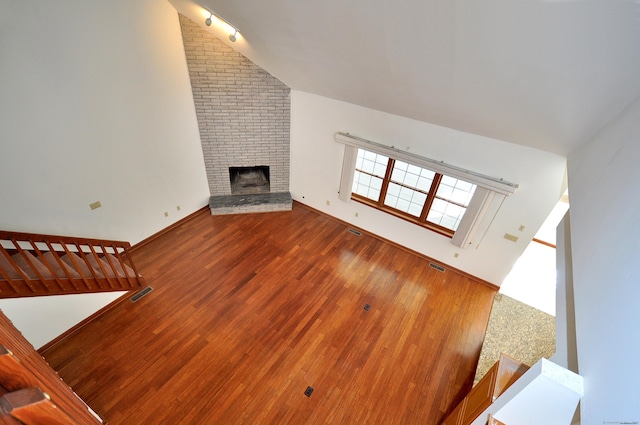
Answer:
[42,202,496,424]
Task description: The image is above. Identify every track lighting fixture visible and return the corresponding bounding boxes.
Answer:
[203,6,240,43]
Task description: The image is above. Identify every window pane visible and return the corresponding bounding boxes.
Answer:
[386,182,401,197]
[444,203,465,220]
[384,183,403,209]
[450,187,474,205]
[356,149,388,177]
[399,186,414,201]
[404,170,419,187]
[390,161,434,191]
[439,215,458,230]
[373,162,387,176]
[386,194,398,207]
[440,175,458,187]
[384,185,425,217]
[407,164,422,176]
[363,150,378,161]
[427,209,444,225]
[367,187,381,200]
[396,198,411,212]
[455,180,475,192]
[360,159,376,174]
[427,199,467,231]
[408,202,423,217]
[391,168,406,182]
[355,171,371,187]
[430,198,448,214]
[436,183,453,199]
[417,175,434,191]
[353,171,382,201]
[370,176,383,191]
[394,160,409,171]
[413,191,427,205]
[435,175,476,207]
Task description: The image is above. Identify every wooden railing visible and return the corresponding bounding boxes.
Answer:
[0,311,103,424]
[441,354,529,425]
[0,230,144,298]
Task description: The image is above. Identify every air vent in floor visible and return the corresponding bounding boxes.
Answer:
[130,286,153,302]
[429,263,446,273]
[348,228,362,236]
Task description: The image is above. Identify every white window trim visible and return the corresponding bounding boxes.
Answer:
[335,132,518,248]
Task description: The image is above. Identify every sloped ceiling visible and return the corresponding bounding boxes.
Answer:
[170,0,640,156]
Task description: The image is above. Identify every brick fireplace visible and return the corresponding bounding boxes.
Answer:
[178,15,292,215]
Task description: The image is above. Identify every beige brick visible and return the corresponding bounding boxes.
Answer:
[178,14,291,199]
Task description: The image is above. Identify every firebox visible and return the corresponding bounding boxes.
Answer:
[229,166,270,195]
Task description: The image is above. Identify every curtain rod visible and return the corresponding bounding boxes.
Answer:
[335,132,519,195]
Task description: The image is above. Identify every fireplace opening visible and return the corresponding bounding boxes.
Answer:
[229,166,270,195]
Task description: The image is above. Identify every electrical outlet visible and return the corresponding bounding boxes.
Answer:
[355,212,359,217]
[454,252,459,258]
[89,201,101,210]
[326,200,330,206]
[519,225,526,232]
[176,205,181,211]
[504,233,519,242]
[164,212,169,217]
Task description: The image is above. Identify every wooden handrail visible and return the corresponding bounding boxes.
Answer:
[0,231,131,250]
[0,312,103,424]
[0,387,78,425]
[0,230,144,299]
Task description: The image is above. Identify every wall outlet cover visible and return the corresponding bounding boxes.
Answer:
[504,233,519,242]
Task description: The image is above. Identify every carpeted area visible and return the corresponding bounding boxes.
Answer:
[474,293,556,384]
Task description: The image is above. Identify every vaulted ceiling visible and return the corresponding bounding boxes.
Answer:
[170,0,640,157]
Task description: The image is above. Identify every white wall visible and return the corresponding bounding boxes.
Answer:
[290,91,567,284]
[0,292,126,349]
[0,0,209,243]
[0,0,209,346]
[568,95,640,424]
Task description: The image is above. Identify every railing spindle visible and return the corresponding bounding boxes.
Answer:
[0,231,143,299]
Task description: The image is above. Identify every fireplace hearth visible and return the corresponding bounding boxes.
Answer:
[209,165,291,215]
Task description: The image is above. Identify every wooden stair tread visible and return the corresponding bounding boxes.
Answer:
[60,253,104,279]
[103,253,137,278]
[10,252,53,280]
[41,252,81,279]
[85,255,117,278]
[0,254,23,280]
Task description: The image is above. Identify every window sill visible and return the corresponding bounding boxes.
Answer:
[352,195,454,238]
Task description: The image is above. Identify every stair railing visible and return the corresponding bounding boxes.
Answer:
[0,312,103,424]
[0,230,144,298]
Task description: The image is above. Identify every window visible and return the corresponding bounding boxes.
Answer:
[352,148,477,236]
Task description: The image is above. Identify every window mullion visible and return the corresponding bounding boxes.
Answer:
[377,158,395,205]
[420,173,442,221]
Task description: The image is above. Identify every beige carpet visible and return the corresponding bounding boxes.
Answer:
[474,293,556,384]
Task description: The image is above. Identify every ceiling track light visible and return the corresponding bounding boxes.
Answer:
[203,6,240,43]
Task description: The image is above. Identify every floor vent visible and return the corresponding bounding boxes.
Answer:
[130,286,153,302]
[429,263,446,273]
[348,228,362,236]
